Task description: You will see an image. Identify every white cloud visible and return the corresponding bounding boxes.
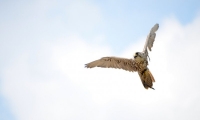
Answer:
[2,5,200,120]
[65,0,103,33]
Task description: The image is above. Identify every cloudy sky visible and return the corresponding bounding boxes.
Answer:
[1,0,200,120]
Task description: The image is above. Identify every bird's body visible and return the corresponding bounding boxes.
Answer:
[133,52,155,89]
[85,24,159,90]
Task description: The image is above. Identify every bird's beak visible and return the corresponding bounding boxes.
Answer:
[134,55,137,58]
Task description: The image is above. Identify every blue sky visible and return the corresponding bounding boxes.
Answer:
[1,0,200,120]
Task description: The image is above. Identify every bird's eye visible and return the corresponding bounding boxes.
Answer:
[136,52,138,55]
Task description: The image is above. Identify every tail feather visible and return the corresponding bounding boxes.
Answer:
[138,69,155,90]
[148,70,155,82]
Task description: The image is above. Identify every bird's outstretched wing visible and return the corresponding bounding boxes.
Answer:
[85,57,138,72]
[143,23,159,53]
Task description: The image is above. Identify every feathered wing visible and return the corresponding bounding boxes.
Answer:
[85,57,138,72]
[143,23,159,54]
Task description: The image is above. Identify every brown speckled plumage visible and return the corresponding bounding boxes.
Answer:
[85,24,159,90]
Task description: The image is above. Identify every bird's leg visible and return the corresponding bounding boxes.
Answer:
[141,68,147,75]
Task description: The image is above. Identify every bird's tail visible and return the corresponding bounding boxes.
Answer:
[138,69,155,90]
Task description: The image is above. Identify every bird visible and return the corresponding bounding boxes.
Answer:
[85,24,159,90]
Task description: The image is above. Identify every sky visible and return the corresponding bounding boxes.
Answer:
[1,0,200,120]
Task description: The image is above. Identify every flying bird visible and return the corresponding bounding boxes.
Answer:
[85,24,159,90]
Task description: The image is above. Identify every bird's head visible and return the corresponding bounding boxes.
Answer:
[134,52,141,58]
[134,52,147,61]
